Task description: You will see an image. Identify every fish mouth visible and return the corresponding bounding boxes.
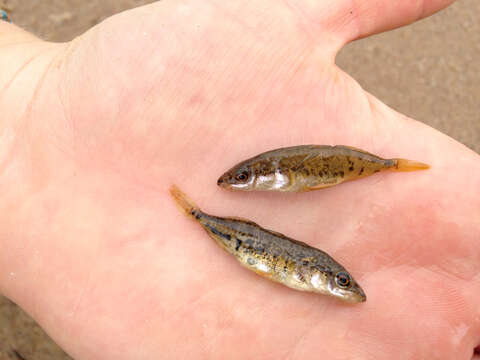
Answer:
[330,282,367,303]
[338,292,366,303]
[216,177,252,191]
[217,175,231,188]
[354,292,367,303]
[345,287,367,303]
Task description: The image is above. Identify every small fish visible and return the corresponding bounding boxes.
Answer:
[217,145,429,192]
[170,185,366,303]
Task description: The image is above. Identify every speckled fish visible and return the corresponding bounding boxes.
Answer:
[217,145,429,192]
[170,185,366,303]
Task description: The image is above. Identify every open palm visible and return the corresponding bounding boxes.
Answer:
[1,0,479,359]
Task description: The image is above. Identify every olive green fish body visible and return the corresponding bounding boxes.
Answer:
[170,185,366,303]
[217,145,429,192]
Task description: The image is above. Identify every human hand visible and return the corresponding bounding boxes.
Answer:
[1,0,479,359]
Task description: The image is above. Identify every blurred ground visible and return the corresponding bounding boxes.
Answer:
[337,2,480,154]
[0,0,478,359]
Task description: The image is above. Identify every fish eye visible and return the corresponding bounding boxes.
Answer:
[234,170,250,182]
[335,272,351,288]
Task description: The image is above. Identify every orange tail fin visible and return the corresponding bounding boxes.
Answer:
[169,185,200,218]
[392,158,430,172]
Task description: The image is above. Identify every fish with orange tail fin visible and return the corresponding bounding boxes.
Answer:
[217,145,430,192]
[169,185,366,303]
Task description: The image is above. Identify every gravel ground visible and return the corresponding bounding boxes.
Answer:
[0,0,478,359]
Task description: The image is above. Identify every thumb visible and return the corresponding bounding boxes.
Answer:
[285,0,455,46]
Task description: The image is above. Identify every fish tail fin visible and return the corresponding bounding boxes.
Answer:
[169,185,201,218]
[391,158,430,172]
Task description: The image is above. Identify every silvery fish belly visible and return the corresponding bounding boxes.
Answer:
[170,185,366,303]
[217,145,429,192]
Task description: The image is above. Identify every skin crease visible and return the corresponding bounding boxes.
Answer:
[0,0,479,359]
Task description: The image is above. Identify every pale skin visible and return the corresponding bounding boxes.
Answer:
[0,0,479,359]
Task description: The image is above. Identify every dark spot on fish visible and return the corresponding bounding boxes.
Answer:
[190,210,201,219]
[271,256,279,272]
[296,271,306,283]
[205,225,231,241]
[339,171,344,177]
[235,239,242,251]
[374,169,380,173]
[304,169,310,176]
[255,244,265,254]
[349,166,354,171]
[302,260,309,266]
[359,167,364,175]
[314,265,333,275]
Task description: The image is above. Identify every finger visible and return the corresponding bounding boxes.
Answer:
[347,0,456,40]
[286,0,455,45]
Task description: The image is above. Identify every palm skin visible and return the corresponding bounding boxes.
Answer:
[1,0,479,359]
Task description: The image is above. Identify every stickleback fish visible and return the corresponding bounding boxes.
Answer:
[217,145,429,192]
[170,185,366,303]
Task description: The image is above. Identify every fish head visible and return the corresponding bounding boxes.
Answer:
[217,162,256,190]
[328,270,366,303]
[217,160,277,191]
[309,266,366,303]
